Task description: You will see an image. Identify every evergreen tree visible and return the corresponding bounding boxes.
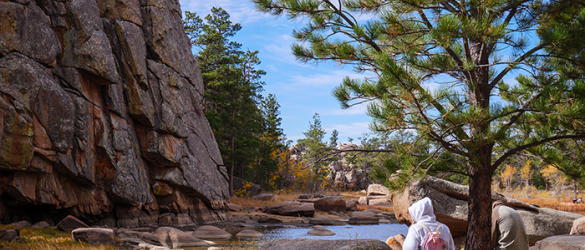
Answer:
[184,8,265,196]
[256,94,285,188]
[329,129,339,148]
[253,0,585,247]
[298,113,329,191]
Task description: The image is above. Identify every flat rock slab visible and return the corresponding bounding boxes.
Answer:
[31,221,50,229]
[72,228,115,246]
[258,217,283,224]
[530,235,585,250]
[261,238,391,250]
[191,226,232,239]
[155,227,209,248]
[308,228,335,236]
[235,229,264,239]
[261,201,315,217]
[349,217,379,225]
[314,197,346,213]
[310,216,335,225]
[228,203,242,211]
[57,215,89,232]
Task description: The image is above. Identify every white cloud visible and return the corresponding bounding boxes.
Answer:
[321,102,368,116]
[179,0,270,24]
[288,70,365,88]
[325,122,370,137]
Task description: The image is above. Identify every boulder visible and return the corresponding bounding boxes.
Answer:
[308,227,335,236]
[0,229,20,243]
[314,197,346,212]
[191,226,232,240]
[530,235,585,250]
[310,216,335,225]
[386,233,405,250]
[369,197,392,206]
[155,227,208,248]
[57,215,89,232]
[261,238,391,250]
[261,201,315,217]
[228,203,242,211]
[258,217,283,224]
[390,176,582,241]
[571,217,585,235]
[235,229,264,239]
[72,228,115,246]
[358,196,391,206]
[346,199,358,211]
[8,221,31,229]
[31,221,50,229]
[117,228,160,245]
[367,184,390,196]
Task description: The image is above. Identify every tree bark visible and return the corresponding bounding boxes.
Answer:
[230,108,236,196]
[465,168,493,250]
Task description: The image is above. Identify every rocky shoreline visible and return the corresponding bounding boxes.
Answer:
[4,179,585,249]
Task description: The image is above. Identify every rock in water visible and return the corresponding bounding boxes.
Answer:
[191,226,232,240]
[0,0,229,226]
[235,229,264,239]
[261,201,315,217]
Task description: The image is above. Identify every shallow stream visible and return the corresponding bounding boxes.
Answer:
[187,223,409,249]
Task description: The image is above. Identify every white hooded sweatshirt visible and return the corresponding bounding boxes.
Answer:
[402,197,455,250]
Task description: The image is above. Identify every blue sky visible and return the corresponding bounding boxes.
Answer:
[179,0,372,143]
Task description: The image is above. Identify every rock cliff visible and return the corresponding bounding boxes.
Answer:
[0,0,230,227]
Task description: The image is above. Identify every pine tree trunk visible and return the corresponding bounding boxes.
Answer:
[230,108,236,196]
[465,168,493,250]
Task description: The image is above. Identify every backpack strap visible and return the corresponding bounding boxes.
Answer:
[416,223,441,233]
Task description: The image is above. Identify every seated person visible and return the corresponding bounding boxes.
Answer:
[491,200,529,250]
[403,197,455,250]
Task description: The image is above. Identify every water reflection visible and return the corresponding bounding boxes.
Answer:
[262,224,409,241]
[184,223,409,249]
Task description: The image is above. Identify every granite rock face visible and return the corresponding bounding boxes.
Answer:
[0,0,229,227]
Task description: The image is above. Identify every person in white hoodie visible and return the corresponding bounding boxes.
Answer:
[402,197,455,250]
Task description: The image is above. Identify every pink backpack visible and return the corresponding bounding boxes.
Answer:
[417,224,447,250]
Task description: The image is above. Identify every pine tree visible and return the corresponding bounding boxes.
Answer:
[184,8,265,196]
[329,129,339,148]
[298,113,329,191]
[253,0,585,247]
[257,94,285,188]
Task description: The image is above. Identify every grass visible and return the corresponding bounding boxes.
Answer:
[0,225,118,250]
[499,188,585,215]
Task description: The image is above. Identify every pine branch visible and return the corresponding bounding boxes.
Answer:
[493,134,585,171]
[489,43,548,87]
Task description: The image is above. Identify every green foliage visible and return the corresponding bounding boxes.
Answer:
[185,7,279,193]
[297,113,330,191]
